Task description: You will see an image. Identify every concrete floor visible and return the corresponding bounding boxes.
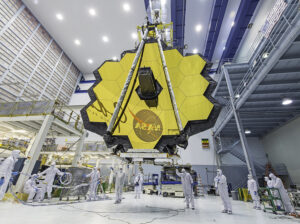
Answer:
[0,193,299,224]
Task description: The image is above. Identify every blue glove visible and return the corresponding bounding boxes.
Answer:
[97,181,100,185]
[254,191,257,196]
[0,178,4,186]
[82,174,87,178]
[11,171,19,176]
[10,177,14,182]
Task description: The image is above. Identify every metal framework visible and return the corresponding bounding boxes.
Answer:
[222,65,256,178]
[0,0,81,104]
[213,0,300,137]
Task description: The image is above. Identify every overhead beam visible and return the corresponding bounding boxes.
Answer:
[204,0,228,61]
[3,121,37,133]
[171,0,187,53]
[217,79,300,92]
[220,0,260,60]
[0,115,46,122]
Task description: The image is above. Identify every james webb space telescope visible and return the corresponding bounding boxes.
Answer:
[81,12,221,161]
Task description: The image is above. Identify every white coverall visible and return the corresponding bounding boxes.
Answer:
[86,168,100,200]
[269,173,282,208]
[270,173,295,213]
[23,174,40,202]
[0,150,20,200]
[108,168,114,192]
[39,163,64,200]
[214,169,232,213]
[176,169,195,209]
[264,176,273,188]
[134,173,143,199]
[115,169,125,203]
[247,177,261,209]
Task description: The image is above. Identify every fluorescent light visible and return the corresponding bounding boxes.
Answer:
[223,46,226,50]
[231,21,235,27]
[12,130,27,133]
[56,13,64,21]
[88,59,93,64]
[102,36,109,42]
[229,11,236,18]
[131,32,138,40]
[112,56,117,61]
[33,0,39,4]
[74,39,81,46]
[235,94,240,98]
[262,52,269,59]
[88,8,96,16]
[123,3,131,12]
[161,0,167,6]
[245,129,251,134]
[195,24,202,32]
[192,48,198,54]
[282,98,293,105]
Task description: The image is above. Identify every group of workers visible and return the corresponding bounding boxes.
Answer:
[0,150,144,204]
[0,151,297,216]
[0,152,68,203]
[175,167,295,216]
[213,168,296,215]
[22,161,67,202]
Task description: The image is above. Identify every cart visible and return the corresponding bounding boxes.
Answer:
[259,187,285,214]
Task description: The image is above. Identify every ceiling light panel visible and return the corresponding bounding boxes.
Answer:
[245,129,251,134]
[282,98,293,105]
[74,39,81,46]
[56,13,64,21]
[123,3,131,12]
[131,32,138,40]
[102,36,109,42]
[195,24,202,32]
[89,8,96,16]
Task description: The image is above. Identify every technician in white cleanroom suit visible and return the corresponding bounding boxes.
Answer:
[84,167,100,200]
[247,174,261,210]
[108,167,114,193]
[39,161,64,200]
[0,150,20,200]
[176,168,195,209]
[264,176,273,188]
[270,173,295,214]
[268,173,282,208]
[23,174,40,202]
[134,172,144,199]
[114,167,126,204]
[214,169,232,214]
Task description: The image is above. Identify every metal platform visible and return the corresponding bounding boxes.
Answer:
[120,149,179,164]
[0,100,84,137]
